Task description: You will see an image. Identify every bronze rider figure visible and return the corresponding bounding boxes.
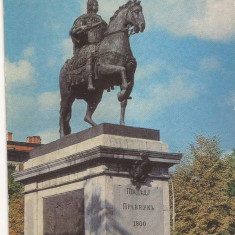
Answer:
[69,0,107,90]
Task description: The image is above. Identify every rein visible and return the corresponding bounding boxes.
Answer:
[104,27,136,38]
[104,4,138,38]
[103,29,128,38]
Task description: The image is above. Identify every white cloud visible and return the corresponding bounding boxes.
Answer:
[5,58,36,90]
[93,74,197,123]
[226,91,235,106]
[51,38,73,67]
[79,0,235,41]
[188,0,235,41]
[37,91,60,111]
[151,76,196,109]
[97,0,127,22]
[94,91,120,122]
[36,128,59,144]
[230,94,235,106]
[47,57,57,68]
[129,75,197,122]
[6,93,36,126]
[92,90,155,124]
[44,22,63,31]
[7,91,61,142]
[23,46,35,58]
[143,0,235,41]
[199,56,221,71]
[136,61,160,80]
[90,57,199,123]
[126,96,155,122]
[131,74,197,122]
[60,38,73,61]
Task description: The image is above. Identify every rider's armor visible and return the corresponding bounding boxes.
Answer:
[70,12,107,90]
[87,24,104,44]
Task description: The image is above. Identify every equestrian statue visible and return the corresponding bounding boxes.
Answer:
[59,0,145,137]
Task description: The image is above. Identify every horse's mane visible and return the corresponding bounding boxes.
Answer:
[110,0,141,22]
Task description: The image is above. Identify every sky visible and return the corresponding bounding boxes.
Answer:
[3,0,235,153]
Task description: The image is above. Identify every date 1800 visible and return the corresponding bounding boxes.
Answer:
[133,221,146,227]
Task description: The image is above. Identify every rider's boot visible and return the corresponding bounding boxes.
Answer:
[88,74,95,91]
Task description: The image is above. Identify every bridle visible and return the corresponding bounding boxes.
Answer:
[104,3,141,38]
[127,5,140,37]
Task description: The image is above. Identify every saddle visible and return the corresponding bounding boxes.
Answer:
[65,44,99,89]
[65,43,136,90]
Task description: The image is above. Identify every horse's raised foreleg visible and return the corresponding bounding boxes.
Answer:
[98,64,129,102]
[84,90,103,127]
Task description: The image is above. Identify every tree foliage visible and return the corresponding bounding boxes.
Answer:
[9,194,24,235]
[170,136,235,234]
[226,150,235,197]
[8,164,23,199]
[8,165,24,235]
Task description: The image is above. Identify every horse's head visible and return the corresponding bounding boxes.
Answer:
[126,0,145,33]
[109,0,145,34]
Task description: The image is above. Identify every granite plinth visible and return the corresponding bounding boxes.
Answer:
[29,123,160,159]
[13,124,182,235]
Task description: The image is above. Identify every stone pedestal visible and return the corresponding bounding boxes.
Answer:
[14,124,182,235]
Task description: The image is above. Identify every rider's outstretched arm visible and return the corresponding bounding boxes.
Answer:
[70,17,87,37]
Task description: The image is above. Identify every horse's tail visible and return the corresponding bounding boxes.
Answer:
[59,60,70,91]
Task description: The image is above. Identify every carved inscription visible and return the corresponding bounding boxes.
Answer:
[127,187,150,196]
[43,189,84,235]
[114,185,164,235]
[123,203,155,211]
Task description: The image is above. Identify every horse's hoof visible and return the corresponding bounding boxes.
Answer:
[84,116,97,127]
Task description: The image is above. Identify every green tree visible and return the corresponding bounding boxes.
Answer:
[226,150,235,197]
[171,136,234,234]
[8,164,23,199]
[9,194,24,235]
[8,164,24,235]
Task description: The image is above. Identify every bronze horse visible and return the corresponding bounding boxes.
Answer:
[59,0,145,138]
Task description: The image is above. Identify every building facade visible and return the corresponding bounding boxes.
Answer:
[7,133,42,171]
